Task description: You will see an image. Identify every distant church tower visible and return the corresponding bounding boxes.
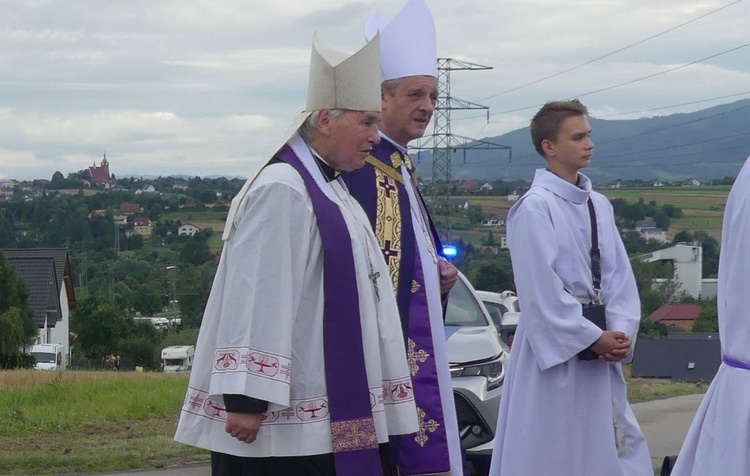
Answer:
[87,152,113,184]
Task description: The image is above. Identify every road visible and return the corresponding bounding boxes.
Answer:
[42,393,704,476]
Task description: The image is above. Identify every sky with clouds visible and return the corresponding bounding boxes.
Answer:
[1,0,748,181]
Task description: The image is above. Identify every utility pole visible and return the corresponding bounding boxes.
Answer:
[412,58,511,235]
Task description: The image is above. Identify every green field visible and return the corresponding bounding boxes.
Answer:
[0,369,703,475]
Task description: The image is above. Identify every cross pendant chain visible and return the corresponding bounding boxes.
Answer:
[369,269,381,302]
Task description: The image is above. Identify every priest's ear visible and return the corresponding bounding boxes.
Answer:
[314,109,334,136]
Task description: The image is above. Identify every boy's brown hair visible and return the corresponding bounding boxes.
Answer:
[530,99,589,157]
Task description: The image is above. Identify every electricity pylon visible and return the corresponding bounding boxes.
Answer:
[412,58,511,233]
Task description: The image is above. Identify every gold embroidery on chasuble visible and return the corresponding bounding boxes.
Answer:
[390,151,403,169]
[331,418,379,452]
[374,167,402,293]
[407,338,430,377]
[411,280,421,293]
[414,406,441,447]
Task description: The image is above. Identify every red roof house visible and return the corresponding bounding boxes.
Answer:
[648,303,702,331]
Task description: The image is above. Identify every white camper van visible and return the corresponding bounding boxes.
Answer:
[30,343,66,371]
[161,345,194,372]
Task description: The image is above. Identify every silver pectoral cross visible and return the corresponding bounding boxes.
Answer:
[369,269,380,301]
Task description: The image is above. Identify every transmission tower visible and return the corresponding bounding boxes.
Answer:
[412,58,511,234]
[114,223,120,253]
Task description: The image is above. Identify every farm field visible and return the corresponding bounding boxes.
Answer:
[442,185,731,244]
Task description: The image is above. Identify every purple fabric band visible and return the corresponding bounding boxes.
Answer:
[277,145,382,476]
[396,247,451,475]
[723,355,750,370]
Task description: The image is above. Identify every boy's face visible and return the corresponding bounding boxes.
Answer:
[543,115,594,180]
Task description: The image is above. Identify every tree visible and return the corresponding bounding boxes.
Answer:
[466,205,485,224]
[179,240,212,266]
[653,210,670,230]
[70,293,131,358]
[692,300,718,333]
[471,260,514,293]
[177,263,216,328]
[0,253,37,359]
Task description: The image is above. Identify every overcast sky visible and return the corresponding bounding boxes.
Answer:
[1,0,748,181]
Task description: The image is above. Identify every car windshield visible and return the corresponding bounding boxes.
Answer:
[32,352,56,363]
[445,277,489,327]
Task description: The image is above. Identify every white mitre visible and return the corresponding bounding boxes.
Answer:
[365,0,437,81]
[222,33,382,241]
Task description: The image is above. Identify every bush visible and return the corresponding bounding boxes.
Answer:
[0,353,35,369]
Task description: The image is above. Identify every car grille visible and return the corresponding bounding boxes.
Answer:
[453,391,493,449]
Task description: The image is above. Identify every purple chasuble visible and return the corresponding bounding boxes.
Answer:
[277,144,382,476]
[342,141,451,475]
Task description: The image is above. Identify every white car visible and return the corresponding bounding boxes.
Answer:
[475,290,521,348]
[446,273,510,475]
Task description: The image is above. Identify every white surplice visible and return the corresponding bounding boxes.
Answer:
[489,169,652,476]
[671,155,750,476]
[174,134,418,457]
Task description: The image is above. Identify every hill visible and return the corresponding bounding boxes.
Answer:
[415,99,750,183]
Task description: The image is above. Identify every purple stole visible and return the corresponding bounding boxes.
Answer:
[342,141,451,475]
[276,144,382,476]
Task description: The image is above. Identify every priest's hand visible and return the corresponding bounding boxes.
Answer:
[590,331,632,362]
[225,412,264,444]
[439,259,459,294]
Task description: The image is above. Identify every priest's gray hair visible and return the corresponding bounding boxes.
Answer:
[298,109,346,140]
[381,78,403,95]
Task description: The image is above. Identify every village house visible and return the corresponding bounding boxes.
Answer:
[482,216,505,227]
[459,179,479,193]
[178,223,203,237]
[119,202,141,214]
[2,248,77,350]
[648,303,702,332]
[133,217,152,237]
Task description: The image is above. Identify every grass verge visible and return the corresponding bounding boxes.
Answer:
[0,368,706,474]
[0,371,207,475]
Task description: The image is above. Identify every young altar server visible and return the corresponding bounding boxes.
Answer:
[488,99,652,476]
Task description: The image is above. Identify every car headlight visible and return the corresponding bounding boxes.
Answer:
[449,354,504,390]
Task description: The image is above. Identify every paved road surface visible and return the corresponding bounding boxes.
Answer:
[43,393,705,476]
[632,393,705,470]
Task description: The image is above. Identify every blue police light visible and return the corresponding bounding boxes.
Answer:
[442,245,458,258]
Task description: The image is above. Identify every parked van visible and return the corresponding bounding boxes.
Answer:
[30,343,66,371]
[161,345,195,372]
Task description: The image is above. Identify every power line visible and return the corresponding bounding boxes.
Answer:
[596,91,750,118]
[593,143,750,168]
[485,41,750,117]
[474,0,744,103]
[570,42,750,100]
[597,103,750,145]
[599,131,750,159]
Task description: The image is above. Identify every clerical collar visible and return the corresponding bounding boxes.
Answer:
[379,131,409,154]
[303,140,340,182]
